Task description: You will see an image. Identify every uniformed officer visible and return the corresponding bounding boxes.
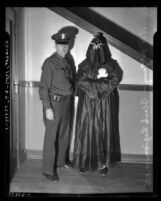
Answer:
[39,27,78,182]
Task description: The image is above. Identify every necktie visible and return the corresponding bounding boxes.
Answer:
[63,58,73,84]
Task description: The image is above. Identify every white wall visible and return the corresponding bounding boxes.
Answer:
[90,7,157,45]
[24,7,153,85]
[119,90,153,155]
[23,7,154,155]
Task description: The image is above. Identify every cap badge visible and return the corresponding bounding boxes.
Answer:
[61,33,66,39]
[91,42,103,49]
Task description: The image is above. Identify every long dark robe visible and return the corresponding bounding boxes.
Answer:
[72,58,123,171]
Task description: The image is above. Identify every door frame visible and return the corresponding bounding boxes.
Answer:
[6,7,22,181]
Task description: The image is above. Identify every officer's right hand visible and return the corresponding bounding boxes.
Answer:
[46,108,55,120]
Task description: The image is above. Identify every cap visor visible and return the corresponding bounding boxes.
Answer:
[56,40,69,44]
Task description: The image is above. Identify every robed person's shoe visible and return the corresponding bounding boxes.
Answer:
[99,167,108,176]
[64,161,73,169]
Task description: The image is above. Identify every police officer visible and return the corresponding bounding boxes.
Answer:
[39,27,78,182]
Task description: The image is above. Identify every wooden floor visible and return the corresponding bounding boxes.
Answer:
[9,159,153,195]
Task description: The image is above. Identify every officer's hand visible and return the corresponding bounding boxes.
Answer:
[46,108,55,120]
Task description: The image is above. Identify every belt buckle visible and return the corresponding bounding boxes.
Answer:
[53,95,57,101]
[57,96,60,101]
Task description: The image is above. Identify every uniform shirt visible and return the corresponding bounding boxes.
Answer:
[39,52,76,110]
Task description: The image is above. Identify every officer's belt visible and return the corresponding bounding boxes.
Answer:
[51,94,71,102]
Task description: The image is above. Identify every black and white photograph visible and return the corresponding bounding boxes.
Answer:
[3,4,158,198]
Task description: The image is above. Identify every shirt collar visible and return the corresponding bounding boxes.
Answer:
[55,52,69,70]
[55,52,65,61]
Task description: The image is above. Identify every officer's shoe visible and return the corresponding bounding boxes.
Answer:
[43,172,59,182]
[64,161,73,169]
[53,171,59,182]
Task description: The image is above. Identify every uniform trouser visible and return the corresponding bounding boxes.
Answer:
[42,96,72,175]
[65,96,75,163]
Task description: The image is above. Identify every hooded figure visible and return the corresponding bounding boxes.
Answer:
[72,32,123,175]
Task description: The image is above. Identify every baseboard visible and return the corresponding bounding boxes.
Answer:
[27,150,152,164]
[120,153,152,164]
[27,150,43,160]
[19,149,27,164]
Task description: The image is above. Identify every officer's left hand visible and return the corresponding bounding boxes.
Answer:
[46,108,55,120]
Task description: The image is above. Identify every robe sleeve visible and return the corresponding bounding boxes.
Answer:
[76,64,98,99]
[39,60,53,110]
[96,59,123,97]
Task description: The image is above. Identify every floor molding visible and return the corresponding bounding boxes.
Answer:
[27,150,152,164]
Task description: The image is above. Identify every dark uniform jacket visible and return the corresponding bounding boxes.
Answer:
[39,52,76,109]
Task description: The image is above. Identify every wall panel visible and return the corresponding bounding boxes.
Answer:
[25,83,153,159]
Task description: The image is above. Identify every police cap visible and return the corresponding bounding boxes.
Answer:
[51,32,69,44]
[51,26,79,44]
